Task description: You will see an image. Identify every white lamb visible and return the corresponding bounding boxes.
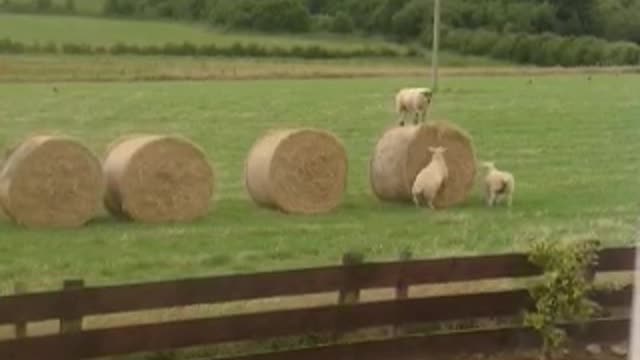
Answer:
[411,146,448,209]
[395,87,433,126]
[481,161,515,207]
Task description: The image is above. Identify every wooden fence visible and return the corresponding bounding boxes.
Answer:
[0,246,635,360]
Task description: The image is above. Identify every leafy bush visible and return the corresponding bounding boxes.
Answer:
[311,14,334,32]
[437,28,640,66]
[210,0,311,33]
[331,11,354,34]
[524,238,601,359]
[0,35,411,59]
[391,0,431,40]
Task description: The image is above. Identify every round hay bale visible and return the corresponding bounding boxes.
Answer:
[103,134,215,223]
[369,121,476,208]
[244,128,348,215]
[0,135,105,228]
[423,121,476,208]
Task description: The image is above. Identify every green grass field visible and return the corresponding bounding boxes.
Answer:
[3,0,104,14]
[0,74,638,293]
[0,13,407,50]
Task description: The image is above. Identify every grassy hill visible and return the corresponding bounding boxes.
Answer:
[3,0,105,14]
[0,13,408,51]
[0,12,510,73]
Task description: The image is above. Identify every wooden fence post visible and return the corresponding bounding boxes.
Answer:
[338,252,364,305]
[13,282,27,339]
[60,279,85,334]
[393,249,412,337]
[334,251,364,342]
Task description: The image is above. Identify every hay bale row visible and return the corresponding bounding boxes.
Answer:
[0,121,474,229]
[369,121,476,209]
[0,134,215,228]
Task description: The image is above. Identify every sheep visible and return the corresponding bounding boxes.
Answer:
[481,161,515,207]
[411,146,448,209]
[395,87,433,126]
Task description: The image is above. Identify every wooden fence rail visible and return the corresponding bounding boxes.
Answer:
[0,246,635,360]
[223,318,632,360]
[0,247,633,324]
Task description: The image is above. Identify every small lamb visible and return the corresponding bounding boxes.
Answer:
[481,161,515,207]
[395,87,433,126]
[411,146,448,209]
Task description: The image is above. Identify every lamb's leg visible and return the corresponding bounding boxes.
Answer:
[506,193,513,207]
[412,192,421,207]
[413,112,419,125]
[486,192,496,207]
[398,112,406,126]
[427,197,435,210]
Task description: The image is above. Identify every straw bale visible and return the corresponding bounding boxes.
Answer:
[103,134,215,223]
[369,121,476,208]
[244,128,348,214]
[0,135,104,228]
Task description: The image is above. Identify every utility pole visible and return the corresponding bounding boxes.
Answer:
[631,245,640,360]
[431,0,441,92]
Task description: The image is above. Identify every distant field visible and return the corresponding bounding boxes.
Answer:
[0,54,514,82]
[0,13,408,51]
[3,0,104,14]
[0,74,638,293]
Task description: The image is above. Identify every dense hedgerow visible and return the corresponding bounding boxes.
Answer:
[0,38,409,59]
[431,28,640,66]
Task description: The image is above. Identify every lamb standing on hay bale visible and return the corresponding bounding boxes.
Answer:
[412,146,448,209]
[481,161,515,207]
[395,87,433,126]
[369,121,476,208]
[0,135,105,228]
[244,128,348,215]
[102,134,215,223]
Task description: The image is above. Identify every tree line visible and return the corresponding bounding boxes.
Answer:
[95,0,640,44]
[99,0,640,65]
[2,0,640,65]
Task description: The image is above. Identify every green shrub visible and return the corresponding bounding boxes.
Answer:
[331,11,355,34]
[0,37,404,60]
[210,0,311,33]
[61,43,93,54]
[0,38,26,53]
[434,28,640,66]
[524,238,601,359]
[311,14,334,33]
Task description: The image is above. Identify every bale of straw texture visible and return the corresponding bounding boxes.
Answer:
[369,121,476,208]
[0,135,105,228]
[244,128,348,215]
[103,134,215,223]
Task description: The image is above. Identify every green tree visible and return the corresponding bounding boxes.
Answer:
[550,0,599,34]
[65,0,75,12]
[34,0,51,10]
[390,0,431,40]
[253,0,311,32]
[331,11,354,33]
[210,0,311,33]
